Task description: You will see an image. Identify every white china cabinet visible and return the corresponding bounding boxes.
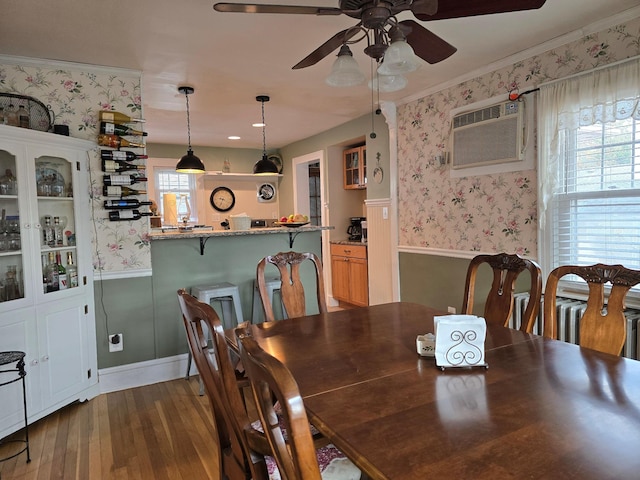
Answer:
[0,125,98,439]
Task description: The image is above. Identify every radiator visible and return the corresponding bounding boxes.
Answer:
[511,293,640,360]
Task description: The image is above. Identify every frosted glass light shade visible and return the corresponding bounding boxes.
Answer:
[368,74,408,93]
[377,40,420,75]
[325,46,365,87]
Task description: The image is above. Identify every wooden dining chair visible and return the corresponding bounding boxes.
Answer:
[177,289,270,480]
[462,253,542,333]
[543,264,640,356]
[235,323,362,480]
[257,251,327,323]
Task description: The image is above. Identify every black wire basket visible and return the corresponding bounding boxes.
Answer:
[0,92,53,132]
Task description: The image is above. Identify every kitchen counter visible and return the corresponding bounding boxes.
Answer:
[331,239,367,247]
[150,225,333,254]
[149,225,331,240]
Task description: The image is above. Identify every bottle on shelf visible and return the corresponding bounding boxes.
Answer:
[98,134,145,149]
[108,210,153,221]
[56,252,68,290]
[5,103,19,127]
[66,251,78,289]
[100,150,148,161]
[99,111,145,124]
[103,199,153,210]
[102,159,146,173]
[53,216,64,246]
[17,104,30,128]
[43,215,55,247]
[102,185,147,197]
[99,122,147,137]
[45,252,59,293]
[103,174,148,186]
[4,265,21,301]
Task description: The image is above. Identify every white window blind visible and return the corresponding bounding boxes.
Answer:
[553,118,640,268]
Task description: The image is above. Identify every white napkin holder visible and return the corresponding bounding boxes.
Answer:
[433,315,488,370]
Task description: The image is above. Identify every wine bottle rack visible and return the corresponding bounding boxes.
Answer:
[97,111,149,221]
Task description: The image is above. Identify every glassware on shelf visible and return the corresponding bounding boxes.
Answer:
[4,265,21,301]
[36,163,65,197]
[177,194,191,224]
[0,169,17,195]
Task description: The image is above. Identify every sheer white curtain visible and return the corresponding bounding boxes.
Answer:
[538,56,640,275]
[539,56,640,227]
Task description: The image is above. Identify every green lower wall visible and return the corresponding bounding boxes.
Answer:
[399,252,532,317]
[95,231,324,368]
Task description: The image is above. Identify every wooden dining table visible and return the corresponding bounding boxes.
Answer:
[227,302,640,479]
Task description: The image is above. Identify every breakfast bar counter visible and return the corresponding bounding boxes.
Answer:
[149,225,333,253]
[148,224,332,359]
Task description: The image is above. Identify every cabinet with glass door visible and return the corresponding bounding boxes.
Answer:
[0,125,98,440]
[343,145,366,190]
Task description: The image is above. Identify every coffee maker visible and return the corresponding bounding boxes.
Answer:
[347,217,366,242]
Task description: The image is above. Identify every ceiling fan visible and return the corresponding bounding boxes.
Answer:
[213,1,548,70]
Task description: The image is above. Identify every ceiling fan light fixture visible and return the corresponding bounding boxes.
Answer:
[368,73,408,93]
[253,95,279,175]
[176,86,205,173]
[377,38,420,76]
[325,45,366,87]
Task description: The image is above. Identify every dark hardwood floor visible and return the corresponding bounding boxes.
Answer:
[0,378,221,479]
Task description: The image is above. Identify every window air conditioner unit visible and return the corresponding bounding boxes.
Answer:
[450,98,532,177]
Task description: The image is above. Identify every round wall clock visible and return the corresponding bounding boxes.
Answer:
[257,182,276,202]
[210,186,235,212]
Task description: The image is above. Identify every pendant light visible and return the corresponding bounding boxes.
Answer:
[175,86,205,173]
[253,95,279,175]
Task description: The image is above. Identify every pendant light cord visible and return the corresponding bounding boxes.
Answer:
[185,91,192,150]
[261,98,267,156]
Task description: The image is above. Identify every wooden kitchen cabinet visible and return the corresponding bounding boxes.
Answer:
[343,145,366,189]
[331,243,368,306]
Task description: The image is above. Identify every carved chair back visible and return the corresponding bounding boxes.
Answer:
[462,253,542,333]
[543,264,640,355]
[177,289,269,480]
[236,323,323,480]
[257,251,327,323]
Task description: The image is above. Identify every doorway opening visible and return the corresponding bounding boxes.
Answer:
[308,162,320,226]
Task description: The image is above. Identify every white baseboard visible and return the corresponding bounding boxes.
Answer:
[98,353,195,394]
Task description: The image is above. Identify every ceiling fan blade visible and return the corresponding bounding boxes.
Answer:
[400,20,456,64]
[292,27,362,70]
[213,3,342,15]
[411,0,438,16]
[414,0,546,21]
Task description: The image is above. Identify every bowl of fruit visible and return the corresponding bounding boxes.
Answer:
[275,214,310,228]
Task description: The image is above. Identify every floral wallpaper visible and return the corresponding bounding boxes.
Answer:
[397,17,640,257]
[0,58,149,273]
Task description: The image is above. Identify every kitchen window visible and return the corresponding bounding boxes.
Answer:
[147,158,198,223]
[539,57,640,294]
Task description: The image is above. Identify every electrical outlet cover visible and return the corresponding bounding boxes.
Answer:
[108,334,123,352]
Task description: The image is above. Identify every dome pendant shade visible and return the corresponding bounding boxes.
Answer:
[326,45,365,87]
[253,95,279,175]
[253,153,279,174]
[176,148,205,173]
[377,39,420,75]
[176,85,205,173]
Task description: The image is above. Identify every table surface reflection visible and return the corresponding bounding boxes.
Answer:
[229,302,640,479]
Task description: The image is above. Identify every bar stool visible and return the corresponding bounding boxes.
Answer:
[0,351,30,469]
[251,277,288,323]
[186,282,244,395]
